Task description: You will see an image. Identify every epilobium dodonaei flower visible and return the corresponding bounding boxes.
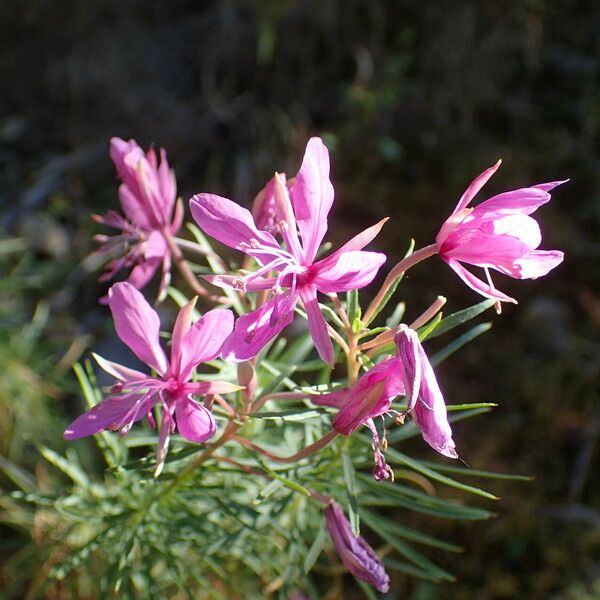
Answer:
[313,325,456,478]
[94,138,183,300]
[64,282,239,475]
[190,137,387,364]
[436,161,565,305]
[325,501,390,593]
[395,325,457,459]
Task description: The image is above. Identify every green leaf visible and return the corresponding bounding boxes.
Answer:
[365,444,498,500]
[303,521,328,574]
[251,409,323,421]
[386,301,406,328]
[356,580,379,600]
[384,557,440,581]
[38,445,91,489]
[361,511,455,581]
[417,312,443,341]
[359,511,462,553]
[446,403,497,411]
[418,461,532,481]
[427,299,495,339]
[341,445,360,536]
[346,289,361,325]
[431,322,492,365]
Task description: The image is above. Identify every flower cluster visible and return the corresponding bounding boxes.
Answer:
[70,135,565,592]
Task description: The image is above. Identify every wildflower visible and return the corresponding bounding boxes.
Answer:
[94,138,183,300]
[312,326,456,479]
[436,161,565,304]
[325,501,390,593]
[190,137,387,363]
[395,325,457,459]
[64,282,239,475]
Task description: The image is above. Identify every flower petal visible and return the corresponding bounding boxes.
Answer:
[189,193,279,258]
[63,394,156,439]
[452,160,502,213]
[125,258,160,291]
[474,180,568,217]
[175,396,217,443]
[108,282,169,375]
[313,251,386,293]
[170,297,197,374]
[179,308,235,380]
[395,327,457,459]
[325,502,390,593]
[291,137,335,263]
[446,258,517,303]
[299,285,334,365]
[498,249,564,279]
[92,352,148,382]
[221,292,296,361]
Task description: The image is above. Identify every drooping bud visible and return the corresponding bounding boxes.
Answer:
[324,501,390,592]
[395,325,458,459]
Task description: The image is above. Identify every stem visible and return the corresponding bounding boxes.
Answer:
[329,293,352,333]
[359,295,447,353]
[233,430,339,463]
[363,243,438,325]
[161,226,229,303]
[409,295,447,330]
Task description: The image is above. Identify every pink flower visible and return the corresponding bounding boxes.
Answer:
[94,138,183,301]
[325,501,390,593]
[313,326,456,479]
[436,161,565,304]
[190,137,387,364]
[395,325,457,459]
[64,282,238,475]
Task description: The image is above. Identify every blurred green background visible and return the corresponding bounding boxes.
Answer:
[1,1,598,598]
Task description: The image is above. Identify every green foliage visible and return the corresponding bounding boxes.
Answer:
[0,291,516,599]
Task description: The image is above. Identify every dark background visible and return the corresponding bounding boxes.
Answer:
[1,1,599,598]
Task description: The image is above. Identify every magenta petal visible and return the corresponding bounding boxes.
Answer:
[331,358,403,434]
[291,137,335,263]
[170,298,197,375]
[92,353,147,382]
[118,184,153,230]
[299,285,334,365]
[501,249,564,279]
[325,502,390,593]
[63,394,155,439]
[313,250,386,293]
[175,396,217,443]
[442,228,534,266]
[452,160,502,214]
[144,230,168,261]
[108,282,169,375]
[179,308,235,380]
[395,327,457,459]
[221,292,296,361]
[472,186,553,217]
[446,258,517,303]
[126,259,160,291]
[189,193,279,257]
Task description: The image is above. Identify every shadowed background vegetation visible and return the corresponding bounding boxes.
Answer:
[1,1,599,598]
